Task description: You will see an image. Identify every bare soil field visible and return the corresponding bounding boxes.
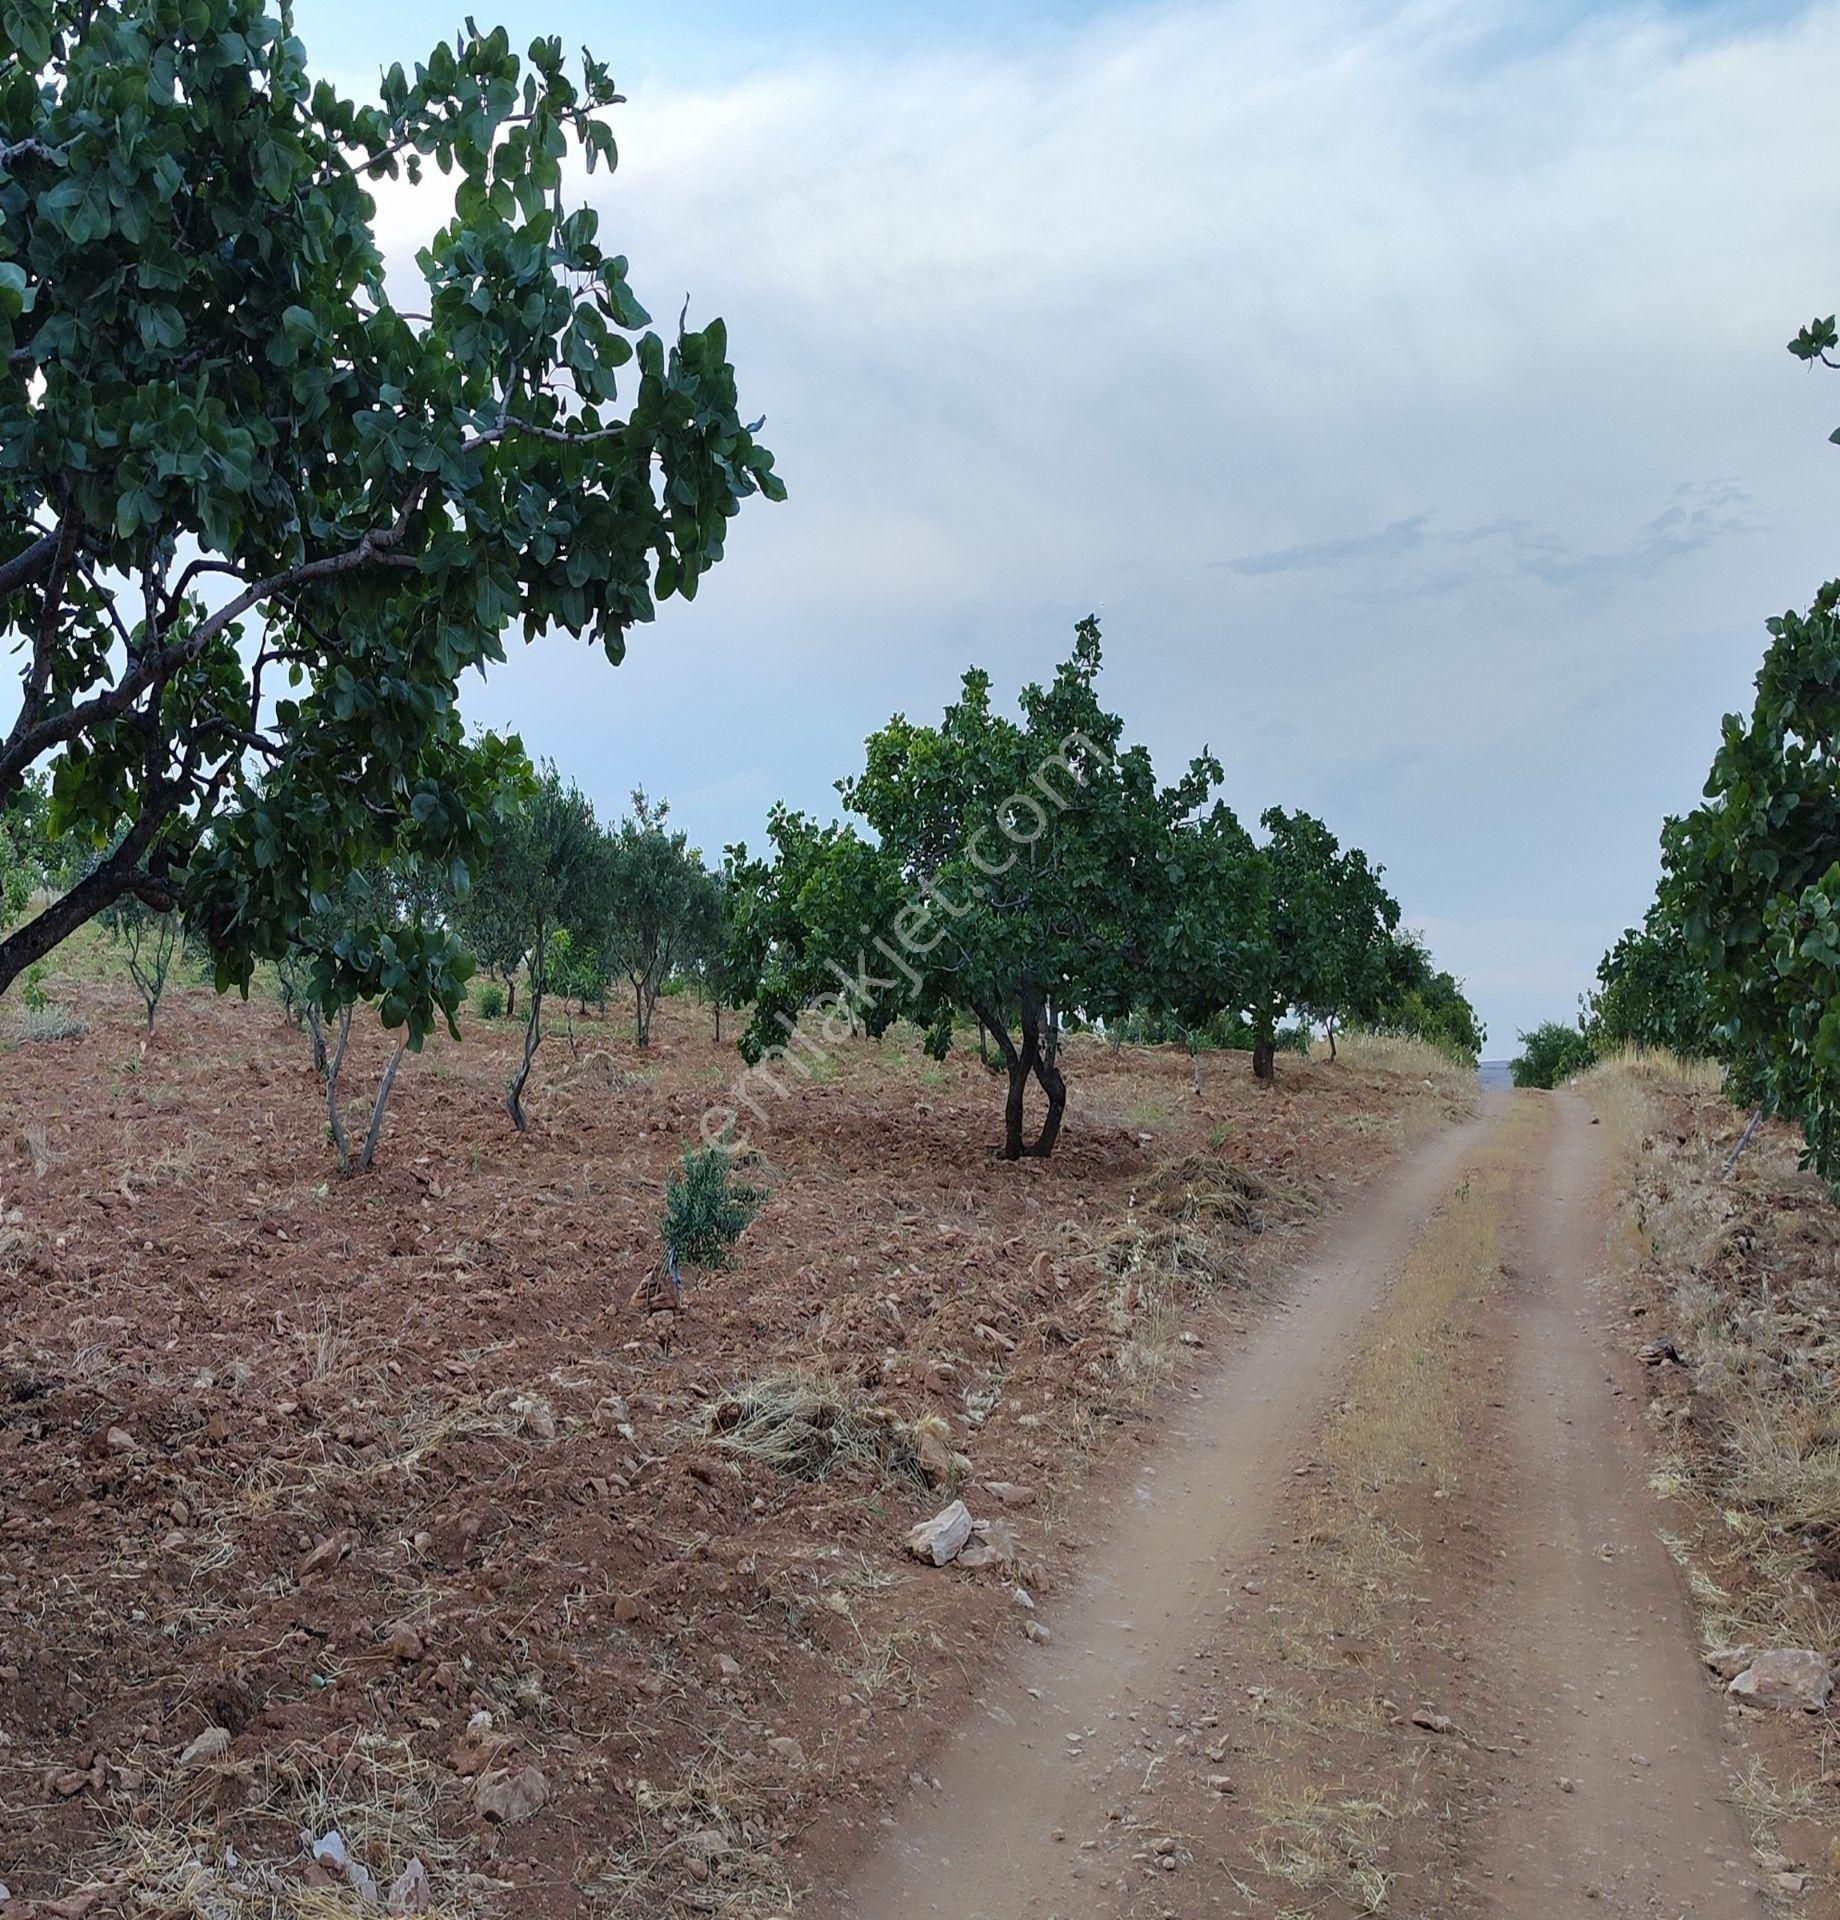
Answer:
[0,957,1470,1916]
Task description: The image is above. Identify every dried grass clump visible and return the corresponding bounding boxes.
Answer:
[90,1733,482,1919]
[9,1003,88,1043]
[1595,1064,1840,1649]
[1144,1153,1290,1232]
[696,1370,924,1485]
[1252,1784,1395,1914]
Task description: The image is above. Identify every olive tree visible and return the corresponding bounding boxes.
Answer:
[0,1,780,1048]
[600,790,720,1045]
[455,763,605,1129]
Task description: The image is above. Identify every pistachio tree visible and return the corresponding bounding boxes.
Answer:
[0,1,780,1045]
[1664,316,1840,1180]
[1243,808,1399,1079]
[735,620,1234,1159]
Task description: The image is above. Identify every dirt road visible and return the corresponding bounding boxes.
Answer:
[814,1093,1763,1919]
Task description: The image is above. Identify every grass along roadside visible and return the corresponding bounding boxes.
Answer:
[1584,1052,1840,1894]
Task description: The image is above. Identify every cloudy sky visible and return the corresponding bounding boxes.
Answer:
[303,0,1840,1052]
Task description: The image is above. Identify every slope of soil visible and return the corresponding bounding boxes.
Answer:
[0,958,1468,1916]
[1584,1060,1840,1905]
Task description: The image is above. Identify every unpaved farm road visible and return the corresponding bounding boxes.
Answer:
[812,1093,1765,1920]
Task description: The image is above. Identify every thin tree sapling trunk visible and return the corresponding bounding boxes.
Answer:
[357,1042,406,1173]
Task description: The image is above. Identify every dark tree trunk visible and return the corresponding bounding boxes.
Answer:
[356,1042,406,1174]
[714,1002,722,1044]
[508,987,542,1132]
[0,806,171,994]
[1029,1041,1067,1157]
[1253,1035,1276,1083]
[1326,1016,1337,1061]
[1189,1034,1202,1093]
[503,973,517,1020]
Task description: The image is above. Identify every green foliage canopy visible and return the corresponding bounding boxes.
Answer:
[732,619,1245,1158]
[600,790,720,1045]
[1510,1019,1595,1090]
[0,0,779,1044]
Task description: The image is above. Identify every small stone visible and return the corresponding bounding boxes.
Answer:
[904,1499,974,1566]
[105,1426,134,1453]
[178,1725,233,1770]
[915,1425,955,1488]
[475,1765,548,1825]
[383,1620,424,1661]
[984,1480,1037,1507]
[307,1830,353,1871]
[1011,1587,1036,1612]
[1206,1774,1234,1793]
[298,1529,355,1578]
[1411,1708,1455,1735]
[1703,1646,1757,1680]
[1025,1620,1053,1645]
[614,1594,646,1625]
[1558,1776,1575,1792]
[387,1857,431,1914]
[1774,1872,1806,1896]
[716,1654,743,1681]
[514,1395,556,1442]
[768,1735,807,1769]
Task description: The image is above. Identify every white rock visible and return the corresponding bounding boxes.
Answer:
[307,1829,352,1869]
[1703,1645,1757,1680]
[904,1499,973,1566]
[1010,1586,1035,1612]
[475,1765,549,1824]
[178,1725,232,1769]
[388,1857,431,1914]
[1727,1649,1833,1712]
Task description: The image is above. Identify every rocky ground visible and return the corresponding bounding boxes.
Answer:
[0,952,1469,1918]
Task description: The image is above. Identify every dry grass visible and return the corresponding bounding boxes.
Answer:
[90,1733,484,1919]
[1223,1117,1526,1910]
[1335,1029,1480,1105]
[1321,1132,1516,1508]
[695,1370,926,1486]
[587,1739,796,1919]
[1252,1783,1395,1914]
[1586,1058,1840,1652]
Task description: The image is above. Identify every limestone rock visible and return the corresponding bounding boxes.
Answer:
[387,1857,431,1915]
[178,1725,232,1770]
[1727,1649,1833,1712]
[905,1499,973,1566]
[476,1764,549,1825]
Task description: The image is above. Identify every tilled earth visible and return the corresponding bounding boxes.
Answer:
[0,966,1465,1917]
